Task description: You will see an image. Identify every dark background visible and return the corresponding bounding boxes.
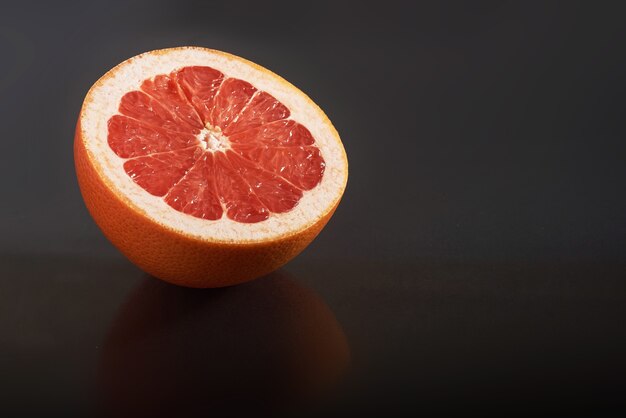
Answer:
[1,0,625,416]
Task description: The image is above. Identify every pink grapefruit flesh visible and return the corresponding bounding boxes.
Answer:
[107,66,326,224]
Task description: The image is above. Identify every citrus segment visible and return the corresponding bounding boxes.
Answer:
[225,91,290,135]
[213,152,270,223]
[226,151,303,214]
[139,75,204,130]
[107,115,197,158]
[123,146,203,196]
[119,91,198,133]
[234,144,325,191]
[164,153,223,220]
[210,77,257,132]
[175,66,225,123]
[228,119,315,147]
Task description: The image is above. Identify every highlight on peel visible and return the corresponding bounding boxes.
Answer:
[75,47,348,287]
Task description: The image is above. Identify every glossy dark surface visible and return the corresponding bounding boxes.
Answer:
[1,258,625,416]
[1,1,625,416]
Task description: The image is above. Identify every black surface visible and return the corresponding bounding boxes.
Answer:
[1,1,626,416]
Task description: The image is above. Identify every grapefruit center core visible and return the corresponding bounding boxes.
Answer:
[199,125,230,152]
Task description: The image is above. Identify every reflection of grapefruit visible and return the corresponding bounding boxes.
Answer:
[75,47,348,287]
[99,272,350,416]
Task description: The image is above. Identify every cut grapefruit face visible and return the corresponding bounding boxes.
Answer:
[80,48,346,242]
[75,47,347,287]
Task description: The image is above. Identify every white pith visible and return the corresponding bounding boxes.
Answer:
[80,47,348,243]
[198,124,230,152]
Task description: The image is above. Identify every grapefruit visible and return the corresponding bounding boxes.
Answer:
[75,47,348,287]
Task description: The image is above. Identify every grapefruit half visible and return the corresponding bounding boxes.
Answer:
[75,47,348,287]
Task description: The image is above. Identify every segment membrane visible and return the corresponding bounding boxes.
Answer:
[213,152,270,223]
[164,154,223,220]
[225,91,290,135]
[140,75,204,131]
[108,115,197,158]
[210,78,257,132]
[175,66,224,124]
[123,147,203,196]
